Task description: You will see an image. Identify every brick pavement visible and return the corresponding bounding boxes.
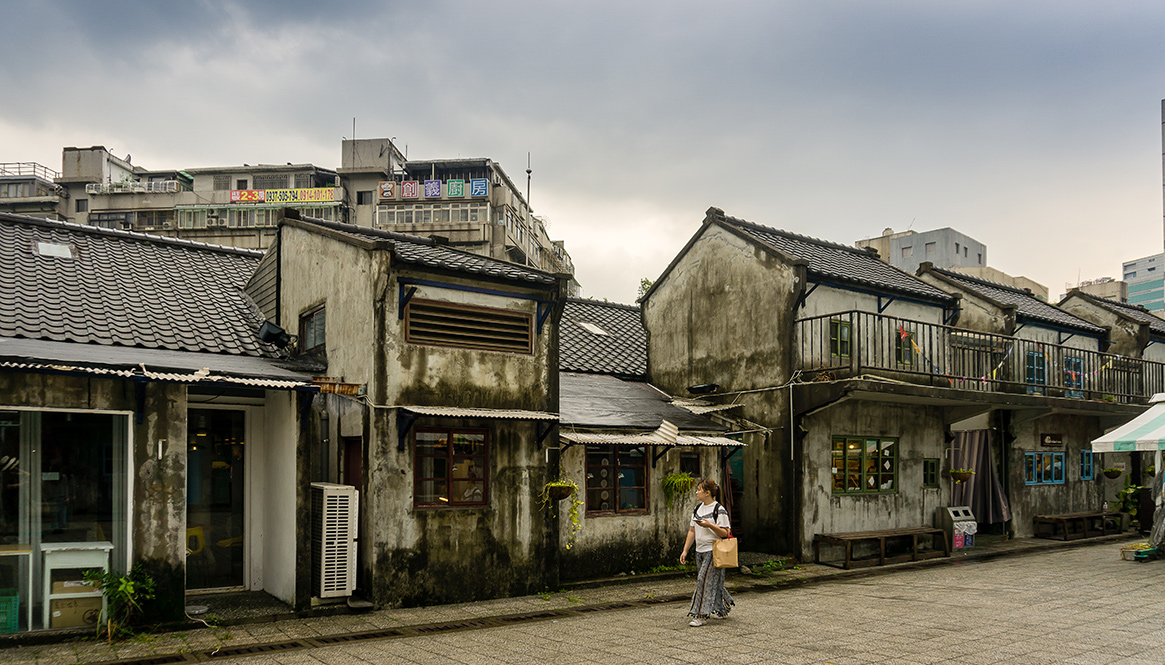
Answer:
[2,534,1159,664]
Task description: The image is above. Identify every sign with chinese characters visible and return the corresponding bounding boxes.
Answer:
[230,188,338,203]
[446,179,464,197]
[378,181,396,199]
[376,178,490,200]
[424,180,442,198]
[1040,433,1063,447]
[470,178,488,197]
[402,181,419,198]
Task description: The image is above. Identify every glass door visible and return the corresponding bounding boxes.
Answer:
[186,410,245,590]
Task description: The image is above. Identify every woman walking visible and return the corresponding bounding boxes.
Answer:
[679,478,734,627]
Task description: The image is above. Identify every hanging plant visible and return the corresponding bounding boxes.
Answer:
[1102,467,1123,480]
[950,468,975,483]
[661,472,697,507]
[540,477,583,549]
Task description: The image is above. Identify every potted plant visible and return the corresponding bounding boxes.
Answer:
[540,477,583,549]
[661,471,697,507]
[1102,467,1123,479]
[950,468,975,483]
[544,479,576,501]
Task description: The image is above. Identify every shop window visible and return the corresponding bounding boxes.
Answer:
[923,458,939,488]
[300,305,326,352]
[831,437,897,494]
[1025,451,1064,485]
[414,429,488,508]
[1080,450,1094,480]
[405,299,532,354]
[585,446,647,514]
[830,320,851,358]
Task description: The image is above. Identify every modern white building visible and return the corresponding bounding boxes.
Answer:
[1124,253,1165,312]
[856,226,986,275]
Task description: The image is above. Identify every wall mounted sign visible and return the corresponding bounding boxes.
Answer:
[230,187,337,203]
[1041,433,1063,447]
[378,178,490,201]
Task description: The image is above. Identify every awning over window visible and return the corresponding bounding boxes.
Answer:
[399,405,559,421]
[1091,393,1165,452]
[559,431,744,448]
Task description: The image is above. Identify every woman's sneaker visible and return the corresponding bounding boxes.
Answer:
[688,617,706,627]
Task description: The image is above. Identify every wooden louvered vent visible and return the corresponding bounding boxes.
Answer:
[406,299,533,354]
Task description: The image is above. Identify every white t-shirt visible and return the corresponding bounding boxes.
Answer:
[690,501,731,553]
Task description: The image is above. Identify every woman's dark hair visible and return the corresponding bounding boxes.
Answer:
[698,478,720,500]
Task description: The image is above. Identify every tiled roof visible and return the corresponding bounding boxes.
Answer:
[0,212,283,358]
[560,298,647,378]
[1069,292,1165,338]
[718,214,955,304]
[289,214,557,286]
[934,268,1106,336]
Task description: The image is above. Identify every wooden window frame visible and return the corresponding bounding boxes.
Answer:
[679,452,700,478]
[831,436,898,495]
[1080,450,1094,481]
[585,445,648,516]
[413,427,489,509]
[299,305,326,352]
[895,328,914,367]
[922,458,939,488]
[405,298,533,355]
[830,320,851,358]
[1064,355,1083,398]
[1024,451,1064,485]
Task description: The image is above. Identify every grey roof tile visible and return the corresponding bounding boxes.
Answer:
[559,298,647,378]
[0,211,282,358]
[1068,292,1165,338]
[718,214,956,304]
[935,268,1106,335]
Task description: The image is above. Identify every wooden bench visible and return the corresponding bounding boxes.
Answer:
[1033,511,1122,541]
[813,527,951,570]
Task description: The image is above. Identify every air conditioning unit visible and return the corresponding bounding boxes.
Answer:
[310,482,359,598]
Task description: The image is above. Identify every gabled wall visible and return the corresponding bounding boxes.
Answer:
[1058,294,1145,358]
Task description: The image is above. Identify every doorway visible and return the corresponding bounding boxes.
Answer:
[186,409,246,590]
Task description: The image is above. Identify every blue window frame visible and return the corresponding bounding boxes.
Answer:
[1025,451,1064,485]
[1025,351,1046,395]
[1080,450,1094,480]
[1064,356,1083,398]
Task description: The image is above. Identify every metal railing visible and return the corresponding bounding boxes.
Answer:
[0,162,60,180]
[86,180,183,195]
[794,310,1165,403]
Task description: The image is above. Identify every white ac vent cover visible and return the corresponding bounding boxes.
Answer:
[310,482,359,598]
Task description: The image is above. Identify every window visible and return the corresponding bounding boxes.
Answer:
[294,173,312,189]
[832,437,897,494]
[925,242,935,255]
[895,327,914,366]
[1025,451,1064,485]
[923,458,939,488]
[964,247,968,257]
[356,190,374,205]
[1080,450,1094,480]
[585,446,647,514]
[252,174,288,190]
[0,182,29,197]
[830,320,851,358]
[213,175,230,191]
[414,429,488,507]
[236,179,248,190]
[955,242,960,254]
[1025,351,1046,393]
[978,253,983,265]
[1064,356,1083,398]
[300,305,325,352]
[901,246,913,258]
[75,199,88,213]
[405,299,533,354]
[680,452,700,478]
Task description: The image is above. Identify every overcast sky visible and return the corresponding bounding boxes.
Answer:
[5,1,1165,303]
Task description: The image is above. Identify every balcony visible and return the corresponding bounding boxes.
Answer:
[795,310,1164,404]
[86,180,183,195]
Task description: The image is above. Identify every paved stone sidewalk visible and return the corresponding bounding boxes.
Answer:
[0,533,1146,664]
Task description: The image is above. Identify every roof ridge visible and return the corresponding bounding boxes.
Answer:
[937,266,1031,295]
[719,215,875,257]
[566,297,640,312]
[0,211,264,258]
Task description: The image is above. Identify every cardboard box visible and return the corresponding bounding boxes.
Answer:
[51,580,97,595]
[50,596,102,629]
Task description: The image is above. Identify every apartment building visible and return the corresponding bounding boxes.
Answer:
[1124,253,1165,312]
[0,162,65,220]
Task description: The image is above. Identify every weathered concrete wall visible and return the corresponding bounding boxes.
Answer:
[1006,413,1108,538]
[800,401,949,560]
[916,273,1011,334]
[643,222,799,553]
[800,284,944,324]
[1058,295,1143,358]
[555,446,724,579]
[0,372,188,620]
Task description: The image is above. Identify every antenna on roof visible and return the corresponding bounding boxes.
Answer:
[352,117,356,141]
[526,152,532,207]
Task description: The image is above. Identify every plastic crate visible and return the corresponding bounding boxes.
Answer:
[0,593,17,634]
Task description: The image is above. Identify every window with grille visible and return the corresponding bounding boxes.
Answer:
[832,437,897,494]
[1025,451,1064,485]
[585,446,647,514]
[294,173,312,189]
[414,429,488,508]
[404,299,532,354]
[252,174,289,190]
[213,175,231,190]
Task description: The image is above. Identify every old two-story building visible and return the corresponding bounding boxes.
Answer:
[555,298,742,578]
[641,208,1148,561]
[255,210,577,606]
[0,211,317,633]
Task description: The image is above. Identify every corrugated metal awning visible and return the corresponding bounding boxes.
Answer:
[1092,394,1165,452]
[400,406,559,421]
[559,431,744,448]
[0,360,313,390]
[670,399,743,415]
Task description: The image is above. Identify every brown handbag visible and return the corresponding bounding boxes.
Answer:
[712,535,738,568]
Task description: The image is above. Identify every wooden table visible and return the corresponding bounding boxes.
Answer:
[1033,511,1122,541]
[814,527,951,570]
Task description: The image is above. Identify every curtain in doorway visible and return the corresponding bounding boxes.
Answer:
[951,430,1011,524]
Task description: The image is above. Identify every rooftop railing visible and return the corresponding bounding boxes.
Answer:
[795,310,1165,404]
[0,162,60,180]
[86,180,183,195]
